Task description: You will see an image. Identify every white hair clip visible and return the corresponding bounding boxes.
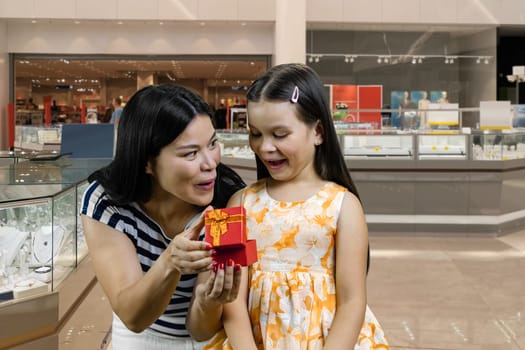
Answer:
[290,86,299,103]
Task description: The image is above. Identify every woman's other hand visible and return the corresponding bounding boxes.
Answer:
[195,259,242,306]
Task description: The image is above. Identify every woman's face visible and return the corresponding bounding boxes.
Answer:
[146,115,220,206]
[247,100,322,184]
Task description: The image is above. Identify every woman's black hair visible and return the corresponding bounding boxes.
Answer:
[89,83,245,206]
[246,63,369,271]
[246,63,359,198]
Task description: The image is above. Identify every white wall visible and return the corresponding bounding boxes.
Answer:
[6,21,273,55]
[0,20,8,150]
[306,0,525,25]
[0,0,275,21]
[1,0,524,25]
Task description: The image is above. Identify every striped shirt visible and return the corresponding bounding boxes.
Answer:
[81,181,202,338]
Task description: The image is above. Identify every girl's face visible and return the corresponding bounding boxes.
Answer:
[247,100,322,183]
[146,115,220,206]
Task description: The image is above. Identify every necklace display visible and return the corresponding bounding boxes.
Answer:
[31,225,65,266]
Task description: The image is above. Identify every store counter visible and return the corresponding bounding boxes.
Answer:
[218,130,525,234]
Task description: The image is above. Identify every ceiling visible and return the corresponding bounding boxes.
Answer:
[15,57,269,88]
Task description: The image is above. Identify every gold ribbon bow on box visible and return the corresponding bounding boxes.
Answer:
[205,209,244,246]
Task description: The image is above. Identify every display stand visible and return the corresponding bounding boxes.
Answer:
[229,107,247,130]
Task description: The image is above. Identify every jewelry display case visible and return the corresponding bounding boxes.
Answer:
[417,133,468,160]
[471,130,525,160]
[218,128,525,234]
[217,131,254,159]
[14,125,61,152]
[0,184,76,300]
[0,158,110,303]
[218,128,525,161]
[339,133,414,158]
[76,180,89,261]
[0,157,110,185]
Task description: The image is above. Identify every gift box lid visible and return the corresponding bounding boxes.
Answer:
[204,206,246,247]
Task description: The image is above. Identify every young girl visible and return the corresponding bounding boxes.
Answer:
[202,64,389,349]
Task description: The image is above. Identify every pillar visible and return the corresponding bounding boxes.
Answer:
[137,72,157,90]
[274,0,306,66]
[0,20,9,150]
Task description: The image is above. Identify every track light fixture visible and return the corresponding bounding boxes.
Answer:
[307,53,492,66]
[343,55,356,63]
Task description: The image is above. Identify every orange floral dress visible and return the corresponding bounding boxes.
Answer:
[206,180,389,350]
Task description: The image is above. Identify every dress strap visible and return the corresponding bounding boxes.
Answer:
[239,188,246,207]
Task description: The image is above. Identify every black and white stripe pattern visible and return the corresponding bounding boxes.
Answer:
[81,181,201,338]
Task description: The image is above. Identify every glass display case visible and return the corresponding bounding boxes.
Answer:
[76,180,89,261]
[217,128,525,161]
[0,157,110,186]
[0,158,109,303]
[417,133,468,160]
[0,184,77,300]
[14,125,61,152]
[217,131,254,159]
[471,130,525,160]
[340,133,414,158]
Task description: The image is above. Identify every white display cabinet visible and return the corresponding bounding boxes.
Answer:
[229,107,248,130]
[341,133,414,158]
[417,133,468,160]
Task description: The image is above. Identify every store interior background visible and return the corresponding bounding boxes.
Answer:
[3,2,525,349]
[14,55,271,119]
[11,26,525,129]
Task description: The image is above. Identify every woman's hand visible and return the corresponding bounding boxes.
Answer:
[166,209,214,275]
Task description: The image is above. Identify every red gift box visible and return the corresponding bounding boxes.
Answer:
[205,207,257,266]
[205,207,246,247]
[212,240,258,266]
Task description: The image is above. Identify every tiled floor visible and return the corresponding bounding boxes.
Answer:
[58,282,112,350]
[61,229,525,349]
[367,229,525,350]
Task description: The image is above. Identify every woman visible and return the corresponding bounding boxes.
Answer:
[81,84,245,349]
